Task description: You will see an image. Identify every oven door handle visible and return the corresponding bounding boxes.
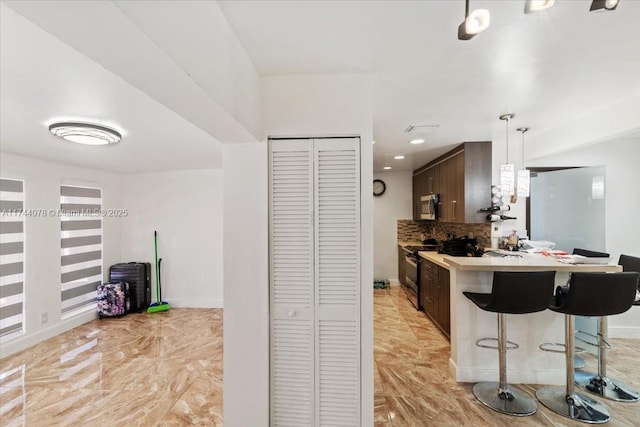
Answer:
[406,258,418,269]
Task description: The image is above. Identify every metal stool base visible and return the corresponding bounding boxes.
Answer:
[575,371,640,402]
[536,386,610,424]
[472,382,537,416]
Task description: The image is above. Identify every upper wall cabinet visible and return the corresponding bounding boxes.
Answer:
[413,141,491,224]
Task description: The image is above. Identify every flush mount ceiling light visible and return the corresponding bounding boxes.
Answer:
[458,0,490,41]
[516,127,530,198]
[383,166,392,170]
[590,0,620,11]
[499,113,516,201]
[524,0,555,14]
[48,122,121,146]
[394,155,405,160]
[404,124,439,133]
[409,138,425,145]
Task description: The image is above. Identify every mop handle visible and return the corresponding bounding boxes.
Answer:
[154,230,160,303]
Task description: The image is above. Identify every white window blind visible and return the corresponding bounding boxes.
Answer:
[60,185,102,316]
[0,178,25,338]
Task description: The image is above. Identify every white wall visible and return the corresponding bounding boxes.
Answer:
[527,138,640,338]
[120,169,223,308]
[373,171,412,284]
[222,73,374,426]
[223,143,269,426]
[0,153,122,357]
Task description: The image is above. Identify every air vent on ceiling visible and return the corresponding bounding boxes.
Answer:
[405,124,439,133]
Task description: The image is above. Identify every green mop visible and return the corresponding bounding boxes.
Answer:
[147,230,170,313]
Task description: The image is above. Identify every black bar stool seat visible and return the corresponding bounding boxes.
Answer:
[536,272,639,424]
[574,254,640,402]
[463,270,556,417]
[619,254,640,306]
[571,248,610,370]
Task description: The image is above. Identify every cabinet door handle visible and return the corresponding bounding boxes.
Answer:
[288,310,296,318]
[451,200,457,220]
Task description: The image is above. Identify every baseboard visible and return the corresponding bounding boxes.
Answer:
[0,310,97,359]
[450,358,565,385]
[388,279,400,287]
[608,326,640,339]
[164,298,223,308]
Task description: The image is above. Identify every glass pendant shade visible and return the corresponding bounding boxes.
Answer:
[500,164,516,196]
[499,113,516,197]
[516,126,530,198]
[517,169,530,197]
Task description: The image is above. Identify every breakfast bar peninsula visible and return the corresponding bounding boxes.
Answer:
[418,251,622,386]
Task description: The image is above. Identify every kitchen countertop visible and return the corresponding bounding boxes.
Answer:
[443,251,621,272]
[397,240,423,247]
[417,252,450,270]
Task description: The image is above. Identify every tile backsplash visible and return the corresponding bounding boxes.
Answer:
[398,220,490,248]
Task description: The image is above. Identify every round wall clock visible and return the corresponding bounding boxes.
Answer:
[373,179,386,197]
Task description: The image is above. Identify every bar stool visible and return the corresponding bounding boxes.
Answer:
[574,255,640,402]
[463,270,556,416]
[619,254,640,307]
[536,272,639,424]
[572,248,610,370]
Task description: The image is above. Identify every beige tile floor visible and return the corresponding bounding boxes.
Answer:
[1,292,638,426]
[374,287,640,426]
[0,308,223,426]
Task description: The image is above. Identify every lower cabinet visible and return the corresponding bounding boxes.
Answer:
[438,268,450,337]
[419,257,450,339]
[398,246,406,288]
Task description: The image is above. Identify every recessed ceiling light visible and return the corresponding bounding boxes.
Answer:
[49,122,121,145]
[409,139,425,145]
[383,166,392,170]
[394,155,405,160]
[372,140,376,144]
[405,124,439,133]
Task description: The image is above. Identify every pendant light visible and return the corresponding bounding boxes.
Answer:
[516,127,530,198]
[458,0,490,40]
[590,0,620,12]
[524,0,555,14]
[499,113,515,200]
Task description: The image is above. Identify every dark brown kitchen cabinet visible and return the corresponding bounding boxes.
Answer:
[424,164,439,195]
[413,141,491,224]
[419,257,438,317]
[438,267,450,337]
[412,164,439,220]
[398,245,406,288]
[412,174,422,220]
[439,151,464,222]
[419,257,450,340]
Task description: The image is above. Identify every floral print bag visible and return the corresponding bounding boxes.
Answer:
[97,282,131,318]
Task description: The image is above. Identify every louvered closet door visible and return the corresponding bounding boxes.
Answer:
[270,140,315,427]
[314,138,360,427]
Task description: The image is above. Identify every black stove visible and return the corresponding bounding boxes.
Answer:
[403,244,439,255]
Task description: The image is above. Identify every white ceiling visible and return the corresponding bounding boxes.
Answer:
[2,1,640,173]
[0,3,226,173]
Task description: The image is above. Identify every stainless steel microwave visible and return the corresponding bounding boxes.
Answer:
[420,194,439,220]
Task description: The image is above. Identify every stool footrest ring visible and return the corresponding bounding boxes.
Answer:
[476,337,519,350]
[575,330,611,349]
[539,342,587,354]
